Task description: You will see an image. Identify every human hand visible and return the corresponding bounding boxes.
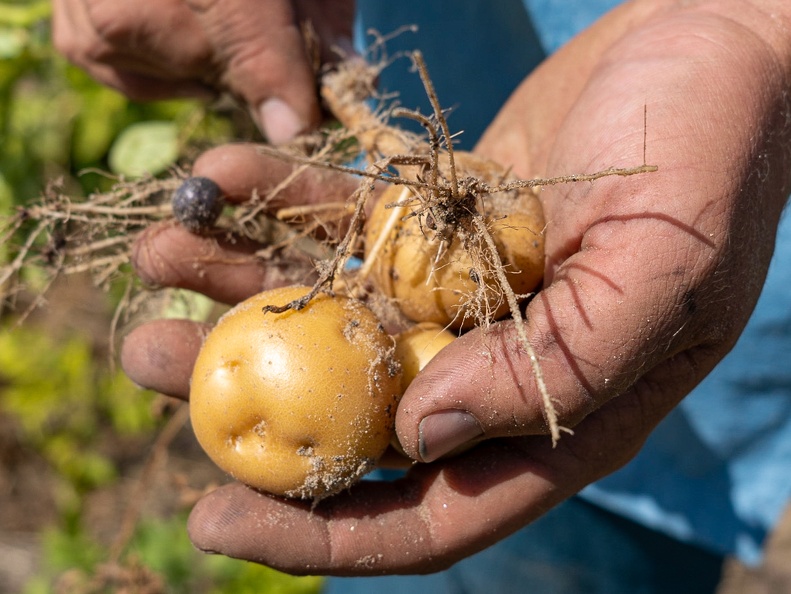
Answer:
[52,0,355,144]
[120,0,791,575]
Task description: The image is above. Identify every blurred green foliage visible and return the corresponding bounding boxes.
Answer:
[0,0,235,210]
[23,514,322,594]
[0,2,321,592]
[0,327,155,496]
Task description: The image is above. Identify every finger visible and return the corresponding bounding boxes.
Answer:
[53,0,216,100]
[52,0,113,77]
[133,144,363,300]
[121,319,209,399]
[294,0,357,62]
[132,223,315,304]
[185,0,321,143]
[187,441,557,575]
[78,65,215,101]
[80,0,212,72]
[191,143,361,210]
[186,375,683,575]
[396,308,725,462]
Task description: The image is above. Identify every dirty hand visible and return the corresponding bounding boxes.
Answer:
[52,0,355,143]
[121,0,791,576]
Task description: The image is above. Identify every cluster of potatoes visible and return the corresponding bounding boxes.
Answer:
[187,152,545,500]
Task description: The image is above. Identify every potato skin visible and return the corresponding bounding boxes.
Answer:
[189,286,402,500]
[365,152,545,329]
[394,322,456,391]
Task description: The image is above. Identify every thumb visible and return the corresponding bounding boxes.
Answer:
[395,246,731,464]
[395,319,575,463]
[185,0,324,143]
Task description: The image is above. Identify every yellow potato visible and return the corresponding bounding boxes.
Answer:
[390,323,463,458]
[189,286,402,500]
[394,322,457,391]
[364,151,545,329]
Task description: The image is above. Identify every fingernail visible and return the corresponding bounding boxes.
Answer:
[258,98,304,145]
[419,410,483,463]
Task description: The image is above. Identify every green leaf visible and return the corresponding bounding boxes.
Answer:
[161,289,217,321]
[108,120,179,178]
[0,26,28,59]
[0,1,51,28]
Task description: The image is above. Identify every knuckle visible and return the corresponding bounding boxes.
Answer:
[84,1,137,46]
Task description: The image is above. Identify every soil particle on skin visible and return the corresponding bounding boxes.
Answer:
[354,553,384,569]
[343,319,362,342]
[252,420,266,438]
[287,452,377,502]
[297,445,315,457]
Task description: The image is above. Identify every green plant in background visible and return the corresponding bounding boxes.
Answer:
[23,514,322,594]
[0,327,155,497]
[0,0,235,210]
[0,0,239,307]
[1,2,322,592]
[0,325,324,593]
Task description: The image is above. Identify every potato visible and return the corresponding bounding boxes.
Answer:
[394,322,456,391]
[189,286,402,500]
[364,151,545,329]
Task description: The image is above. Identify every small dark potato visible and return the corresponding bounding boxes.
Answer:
[172,177,224,233]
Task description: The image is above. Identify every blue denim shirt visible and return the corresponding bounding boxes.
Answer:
[356,0,791,563]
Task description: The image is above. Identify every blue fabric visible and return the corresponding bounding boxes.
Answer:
[521,0,622,53]
[353,0,791,569]
[354,0,545,149]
